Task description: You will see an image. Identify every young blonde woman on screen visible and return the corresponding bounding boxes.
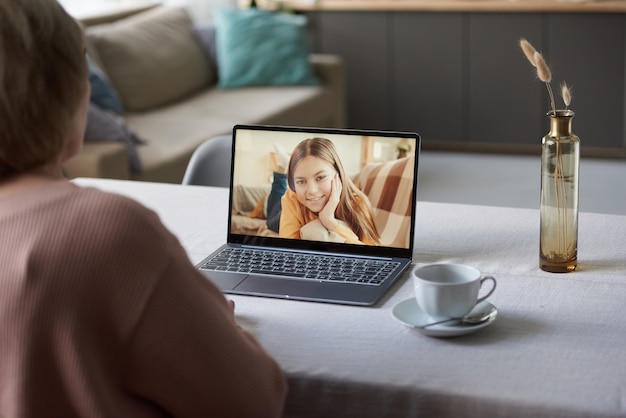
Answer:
[0,1,285,416]
[278,137,380,245]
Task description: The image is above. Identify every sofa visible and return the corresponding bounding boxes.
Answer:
[63,5,347,184]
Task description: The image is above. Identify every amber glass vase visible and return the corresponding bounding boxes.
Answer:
[540,110,580,273]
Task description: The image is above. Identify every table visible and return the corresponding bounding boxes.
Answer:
[73,178,626,418]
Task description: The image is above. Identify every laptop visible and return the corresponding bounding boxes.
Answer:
[196,124,420,306]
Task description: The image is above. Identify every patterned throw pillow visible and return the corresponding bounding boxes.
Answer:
[354,156,415,248]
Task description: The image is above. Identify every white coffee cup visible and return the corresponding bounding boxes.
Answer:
[413,263,497,321]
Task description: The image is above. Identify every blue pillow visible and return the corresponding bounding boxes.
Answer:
[193,21,219,74]
[214,8,320,89]
[85,103,143,173]
[87,56,124,115]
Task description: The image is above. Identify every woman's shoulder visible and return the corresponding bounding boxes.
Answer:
[69,183,157,219]
[55,184,182,279]
[59,182,170,242]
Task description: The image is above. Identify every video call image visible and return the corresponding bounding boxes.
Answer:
[230,129,417,249]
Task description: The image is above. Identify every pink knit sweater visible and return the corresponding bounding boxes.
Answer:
[0,181,286,417]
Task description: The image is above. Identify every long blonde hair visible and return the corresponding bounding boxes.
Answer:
[288,137,380,244]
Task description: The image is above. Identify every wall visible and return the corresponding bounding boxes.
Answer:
[305,11,626,157]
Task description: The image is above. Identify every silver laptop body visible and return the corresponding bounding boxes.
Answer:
[196,124,420,306]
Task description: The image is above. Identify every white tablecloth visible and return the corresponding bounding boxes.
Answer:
[74,178,626,418]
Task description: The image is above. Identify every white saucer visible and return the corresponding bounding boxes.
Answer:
[391,298,497,337]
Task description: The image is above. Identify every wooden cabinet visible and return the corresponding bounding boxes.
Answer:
[548,13,625,152]
[306,11,626,156]
[392,13,464,142]
[313,12,390,129]
[467,13,544,148]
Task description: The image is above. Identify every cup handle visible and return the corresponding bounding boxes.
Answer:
[476,276,497,304]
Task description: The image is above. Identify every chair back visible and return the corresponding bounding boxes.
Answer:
[182,135,232,187]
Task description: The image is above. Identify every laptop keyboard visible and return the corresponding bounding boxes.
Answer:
[199,248,400,286]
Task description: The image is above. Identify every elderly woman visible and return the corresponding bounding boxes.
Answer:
[0,1,286,416]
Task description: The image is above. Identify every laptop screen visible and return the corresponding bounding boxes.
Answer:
[228,125,420,259]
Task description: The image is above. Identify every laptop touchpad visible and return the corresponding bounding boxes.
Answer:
[236,275,319,297]
[202,271,247,291]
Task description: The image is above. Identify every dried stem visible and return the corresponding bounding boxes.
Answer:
[534,51,556,114]
[545,82,556,115]
[553,140,568,253]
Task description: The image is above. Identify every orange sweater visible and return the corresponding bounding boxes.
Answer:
[278,189,376,245]
[0,181,286,417]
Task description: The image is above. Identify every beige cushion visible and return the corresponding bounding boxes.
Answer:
[123,85,330,182]
[232,185,270,215]
[86,6,213,112]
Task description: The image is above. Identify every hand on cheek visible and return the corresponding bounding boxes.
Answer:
[319,173,341,231]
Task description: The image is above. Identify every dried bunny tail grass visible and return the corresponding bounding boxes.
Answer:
[561,82,572,108]
[534,51,556,113]
[519,38,537,66]
[534,52,552,82]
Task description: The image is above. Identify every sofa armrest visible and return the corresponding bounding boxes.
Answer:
[309,54,347,128]
[63,142,131,180]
